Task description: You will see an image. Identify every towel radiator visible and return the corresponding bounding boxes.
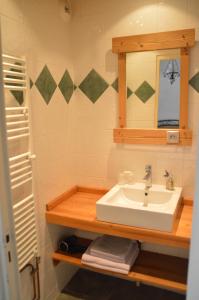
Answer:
[2,54,40,299]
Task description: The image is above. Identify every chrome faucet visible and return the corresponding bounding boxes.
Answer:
[143,165,152,192]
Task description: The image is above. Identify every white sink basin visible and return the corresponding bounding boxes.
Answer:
[96,183,182,232]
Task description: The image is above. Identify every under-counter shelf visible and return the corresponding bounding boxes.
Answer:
[52,238,188,293]
[46,186,193,249]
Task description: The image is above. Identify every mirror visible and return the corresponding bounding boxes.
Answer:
[157,55,180,129]
[112,29,195,145]
[126,49,180,129]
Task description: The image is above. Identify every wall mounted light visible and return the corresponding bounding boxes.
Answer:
[163,59,180,85]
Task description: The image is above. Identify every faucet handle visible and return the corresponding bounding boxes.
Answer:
[145,164,152,172]
[164,170,170,177]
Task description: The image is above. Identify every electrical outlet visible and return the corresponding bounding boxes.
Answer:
[196,28,199,42]
[167,131,180,144]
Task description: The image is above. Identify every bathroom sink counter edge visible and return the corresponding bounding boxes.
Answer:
[46,185,192,249]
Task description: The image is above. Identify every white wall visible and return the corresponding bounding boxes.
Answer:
[69,0,199,200]
[187,140,199,299]
[1,1,199,299]
[67,0,199,258]
[0,0,76,299]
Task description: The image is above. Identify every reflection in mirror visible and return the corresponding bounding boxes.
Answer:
[126,49,180,129]
[156,56,180,128]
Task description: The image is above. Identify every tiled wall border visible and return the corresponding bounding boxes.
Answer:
[10,66,199,105]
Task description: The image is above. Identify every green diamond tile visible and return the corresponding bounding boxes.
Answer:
[10,63,23,80]
[111,78,118,92]
[7,63,24,105]
[127,87,133,98]
[29,78,33,89]
[79,69,109,103]
[58,70,74,103]
[135,81,155,103]
[189,72,199,93]
[111,78,133,98]
[35,65,57,104]
[11,91,24,105]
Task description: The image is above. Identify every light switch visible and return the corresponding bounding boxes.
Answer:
[167,131,180,144]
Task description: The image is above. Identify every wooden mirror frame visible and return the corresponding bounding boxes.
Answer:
[112,29,195,145]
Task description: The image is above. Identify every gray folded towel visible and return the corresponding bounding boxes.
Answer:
[90,235,138,263]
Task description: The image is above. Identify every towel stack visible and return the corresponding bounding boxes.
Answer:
[81,235,139,275]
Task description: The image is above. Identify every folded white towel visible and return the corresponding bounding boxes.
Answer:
[82,242,139,271]
[90,235,137,263]
[82,242,139,274]
[81,261,129,275]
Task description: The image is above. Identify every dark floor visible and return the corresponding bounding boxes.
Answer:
[57,295,82,300]
[62,269,185,300]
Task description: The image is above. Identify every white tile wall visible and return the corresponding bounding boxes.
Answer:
[68,0,199,260]
[0,0,75,299]
[1,0,199,299]
[70,0,199,201]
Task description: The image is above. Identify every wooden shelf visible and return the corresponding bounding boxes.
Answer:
[52,238,188,293]
[46,186,193,249]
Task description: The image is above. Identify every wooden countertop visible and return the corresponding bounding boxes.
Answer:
[46,186,193,249]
